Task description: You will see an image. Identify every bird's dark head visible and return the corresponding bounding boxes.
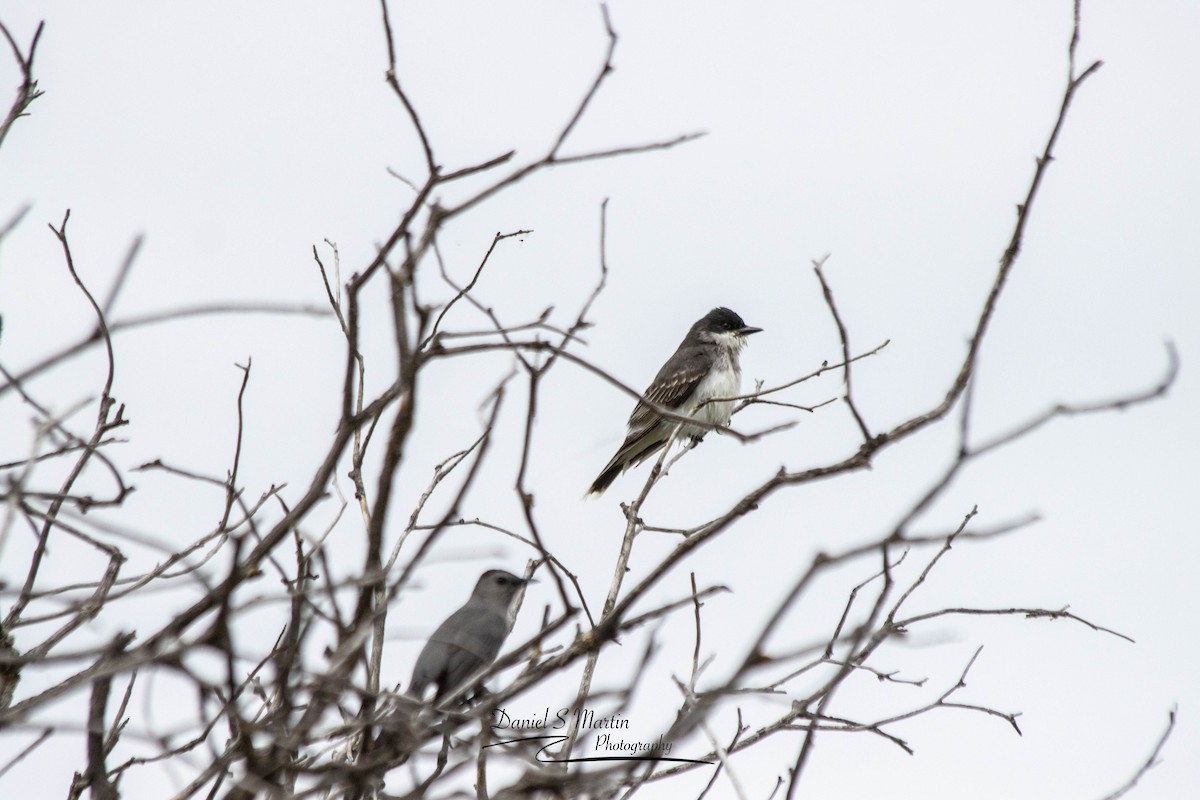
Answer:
[694,307,762,344]
[472,569,530,606]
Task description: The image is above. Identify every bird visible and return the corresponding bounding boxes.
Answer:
[407,569,530,704]
[587,307,761,496]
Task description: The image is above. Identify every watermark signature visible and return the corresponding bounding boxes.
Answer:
[486,707,712,765]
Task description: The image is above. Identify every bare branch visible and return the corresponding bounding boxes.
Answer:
[0,20,44,150]
[1098,709,1177,800]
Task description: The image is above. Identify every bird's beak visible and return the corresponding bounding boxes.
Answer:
[738,325,763,336]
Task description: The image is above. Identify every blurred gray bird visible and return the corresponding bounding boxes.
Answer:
[407,569,529,703]
[588,307,761,496]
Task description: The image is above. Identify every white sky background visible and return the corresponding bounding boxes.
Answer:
[1,1,1197,798]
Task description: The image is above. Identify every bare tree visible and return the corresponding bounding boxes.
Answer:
[0,3,1179,799]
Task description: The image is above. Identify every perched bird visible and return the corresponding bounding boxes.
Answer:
[407,569,529,703]
[588,307,761,496]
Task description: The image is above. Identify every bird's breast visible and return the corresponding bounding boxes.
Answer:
[684,361,740,428]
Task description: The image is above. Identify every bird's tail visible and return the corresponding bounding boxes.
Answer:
[587,460,623,497]
[586,430,669,497]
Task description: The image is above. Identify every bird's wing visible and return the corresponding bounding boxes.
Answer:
[626,344,711,432]
[432,607,507,660]
[438,645,498,700]
[413,605,508,699]
[408,638,448,698]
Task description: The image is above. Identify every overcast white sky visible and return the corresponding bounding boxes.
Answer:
[1,1,1197,798]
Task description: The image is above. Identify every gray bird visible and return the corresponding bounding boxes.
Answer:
[588,307,762,496]
[407,569,529,703]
